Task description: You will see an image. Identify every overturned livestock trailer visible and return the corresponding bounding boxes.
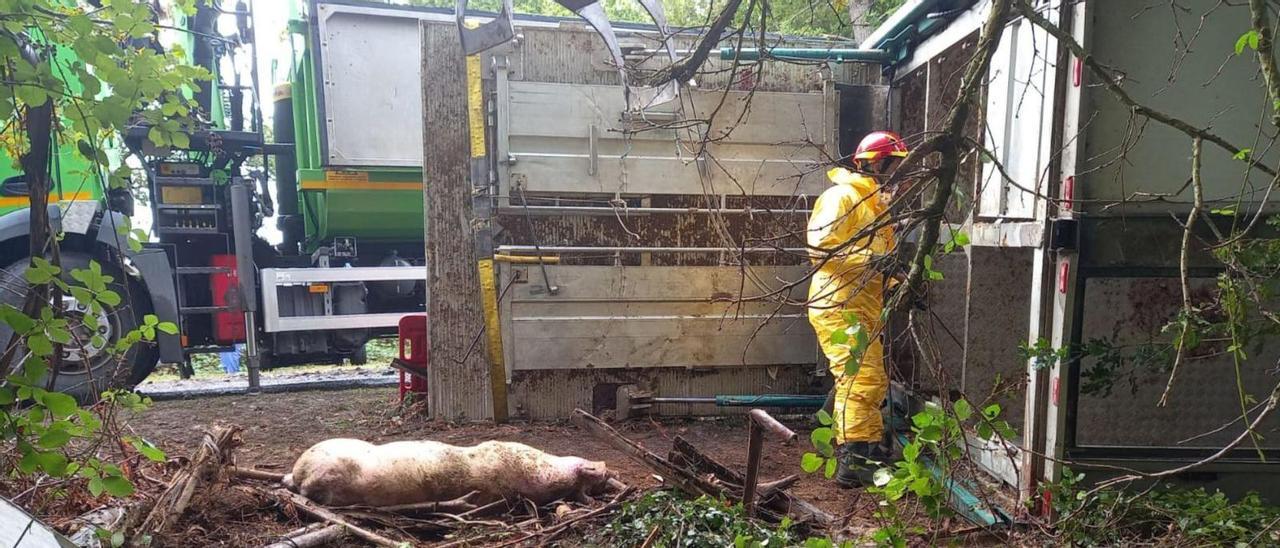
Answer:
[303,1,886,419]
[874,0,1280,506]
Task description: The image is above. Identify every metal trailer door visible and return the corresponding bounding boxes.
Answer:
[311,2,564,167]
[1046,0,1280,496]
[977,0,1059,220]
[481,26,866,418]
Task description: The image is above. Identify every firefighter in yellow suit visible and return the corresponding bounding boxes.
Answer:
[808,131,909,487]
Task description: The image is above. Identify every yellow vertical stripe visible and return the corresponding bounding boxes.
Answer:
[477,258,508,421]
[466,55,486,158]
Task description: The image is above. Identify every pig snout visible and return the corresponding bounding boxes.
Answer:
[576,459,613,494]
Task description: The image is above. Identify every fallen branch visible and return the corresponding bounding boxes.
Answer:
[135,426,242,538]
[671,436,744,483]
[273,488,404,547]
[261,524,345,548]
[345,490,483,515]
[572,409,724,499]
[231,467,286,483]
[670,435,833,526]
[459,499,510,518]
[758,475,799,497]
[492,486,637,548]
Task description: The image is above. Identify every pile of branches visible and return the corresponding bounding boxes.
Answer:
[46,423,635,547]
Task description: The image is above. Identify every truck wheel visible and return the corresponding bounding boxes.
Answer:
[0,252,158,403]
[349,343,368,366]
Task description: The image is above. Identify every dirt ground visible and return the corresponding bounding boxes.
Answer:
[130,387,877,542]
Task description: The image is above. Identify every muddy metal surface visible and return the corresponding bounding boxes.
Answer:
[130,387,871,519]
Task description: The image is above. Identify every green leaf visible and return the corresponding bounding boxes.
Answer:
[982,403,1002,420]
[976,422,994,440]
[98,290,122,307]
[46,325,72,345]
[88,477,105,497]
[995,420,1018,439]
[918,425,943,443]
[38,429,72,449]
[129,437,166,462]
[42,392,79,419]
[77,140,101,163]
[144,314,159,326]
[842,360,861,378]
[902,442,920,463]
[823,456,837,479]
[170,131,190,149]
[147,127,167,147]
[0,304,36,334]
[34,451,69,476]
[157,322,179,335]
[15,84,49,107]
[101,475,135,497]
[28,334,54,357]
[1237,30,1260,55]
[801,452,824,473]
[953,399,972,421]
[25,267,55,285]
[815,409,833,426]
[1233,148,1253,161]
[829,329,848,345]
[811,427,835,449]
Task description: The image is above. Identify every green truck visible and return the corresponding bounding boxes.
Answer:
[0,0,432,400]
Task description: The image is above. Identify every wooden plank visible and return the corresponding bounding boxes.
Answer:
[423,22,494,421]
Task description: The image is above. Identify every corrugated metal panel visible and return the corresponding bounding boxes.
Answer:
[1075,277,1280,448]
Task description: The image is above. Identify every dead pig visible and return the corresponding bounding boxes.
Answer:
[282,438,614,507]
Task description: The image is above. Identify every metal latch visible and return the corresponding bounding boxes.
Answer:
[1049,218,1078,251]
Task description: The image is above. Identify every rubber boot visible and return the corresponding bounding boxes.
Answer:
[835,442,889,488]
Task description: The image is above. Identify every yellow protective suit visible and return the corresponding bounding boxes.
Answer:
[807,167,894,445]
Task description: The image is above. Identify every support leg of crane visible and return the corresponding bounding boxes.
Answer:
[244,311,261,393]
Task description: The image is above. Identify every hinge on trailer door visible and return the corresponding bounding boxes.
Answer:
[1049,218,1078,251]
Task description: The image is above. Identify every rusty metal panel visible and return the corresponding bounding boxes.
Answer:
[963,248,1033,432]
[498,265,814,371]
[496,195,810,267]
[1075,277,1280,448]
[503,81,832,197]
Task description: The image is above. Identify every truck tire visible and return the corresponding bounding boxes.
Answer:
[349,343,368,366]
[0,252,159,403]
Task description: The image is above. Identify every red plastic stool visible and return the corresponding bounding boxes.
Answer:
[394,314,429,402]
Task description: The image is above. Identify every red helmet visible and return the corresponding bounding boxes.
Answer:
[853,131,910,162]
